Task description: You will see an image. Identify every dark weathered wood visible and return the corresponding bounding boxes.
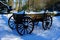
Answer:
[55,13,60,16]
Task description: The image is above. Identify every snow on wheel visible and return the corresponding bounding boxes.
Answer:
[8,15,16,30]
[42,16,52,30]
[16,17,34,35]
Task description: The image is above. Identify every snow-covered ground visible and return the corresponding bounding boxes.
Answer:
[0,14,60,40]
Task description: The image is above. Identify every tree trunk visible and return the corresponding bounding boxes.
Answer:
[8,0,13,6]
[19,0,22,11]
[15,0,19,11]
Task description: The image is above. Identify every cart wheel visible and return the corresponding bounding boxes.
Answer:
[16,17,34,35]
[8,15,16,30]
[42,16,52,30]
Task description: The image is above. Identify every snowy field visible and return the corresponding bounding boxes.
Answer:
[0,14,60,40]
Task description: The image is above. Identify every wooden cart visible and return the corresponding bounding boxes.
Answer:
[8,11,53,35]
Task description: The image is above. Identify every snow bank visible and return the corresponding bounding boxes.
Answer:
[0,12,60,40]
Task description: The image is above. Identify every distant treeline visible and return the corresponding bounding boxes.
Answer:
[0,0,60,11]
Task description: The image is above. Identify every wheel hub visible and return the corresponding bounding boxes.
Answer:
[24,25,28,29]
